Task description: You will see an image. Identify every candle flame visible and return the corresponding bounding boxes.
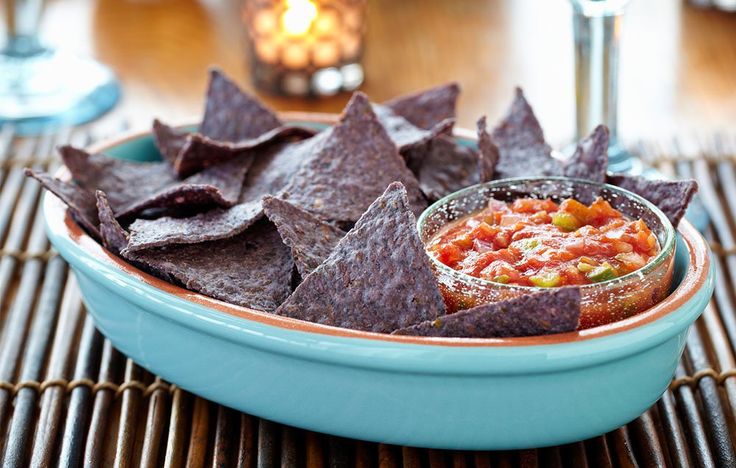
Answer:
[281,0,318,37]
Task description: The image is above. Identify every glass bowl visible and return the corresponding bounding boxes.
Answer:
[417,177,677,329]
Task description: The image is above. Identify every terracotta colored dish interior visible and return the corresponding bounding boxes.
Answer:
[47,113,711,347]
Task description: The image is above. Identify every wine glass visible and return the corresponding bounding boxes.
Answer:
[0,0,121,134]
[571,0,708,230]
[571,0,634,173]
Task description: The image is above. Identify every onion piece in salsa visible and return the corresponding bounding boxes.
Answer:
[426,197,660,287]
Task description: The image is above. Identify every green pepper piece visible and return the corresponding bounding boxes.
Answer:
[492,274,510,284]
[586,262,617,283]
[551,212,581,232]
[529,272,562,288]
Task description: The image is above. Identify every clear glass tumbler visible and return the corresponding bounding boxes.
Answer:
[571,0,632,173]
[0,0,121,134]
[571,0,709,230]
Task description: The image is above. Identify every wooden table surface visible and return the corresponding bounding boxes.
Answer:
[24,0,736,144]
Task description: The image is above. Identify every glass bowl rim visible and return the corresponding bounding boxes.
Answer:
[416,176,677,292]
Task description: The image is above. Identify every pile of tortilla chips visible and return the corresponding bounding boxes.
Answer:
[27,69,698,338]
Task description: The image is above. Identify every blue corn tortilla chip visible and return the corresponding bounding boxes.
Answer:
[281,92,427,223]
[125,138,312,251]
[125,200,263,252]
[122,219,294,311]
[173,125,316,177]
[96,191,129,255]
[492,88,560,179]
[412,136,480,202]
[262,196,345,278]
[409,119,497,203]
[607,174,698,227]
[24,169,100,239]
[200,68,283,142]
[476,116,499,183]
[373,104,455,152]
[563,125,609,183]
[393,288,581,338]
[275,182,446,333]
[153,70,314,177]
[59,145,252,219]
[152,119,188,165]
[120,156,254,217]
[384,82,460,130]
[60,145,176,213]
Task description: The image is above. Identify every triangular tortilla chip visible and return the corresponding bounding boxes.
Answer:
[373,104,454,152]
[96,191,129,255]
[120,156,254,217]
[24,169,100,239]
[60,145,176,212]
[275,182,446,333]
[152,70,314,177]
[200,68,283,142]
[123,219,294,311]
[492,88,560,179]
[59,145,252,219]
[393,288,581,338]
[263,196,345,278]
[607,174,698,227]
[282,93,427,223]
[152,119,188,165]
[125,139,311,251]
[477,116,499,183]
[414,137,478,201]
[384,82,460,130]
[563,125,609,183]
[173,125,316,177]
[125,200,263,252]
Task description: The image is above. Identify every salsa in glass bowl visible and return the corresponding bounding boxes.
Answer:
[418,178,676,329]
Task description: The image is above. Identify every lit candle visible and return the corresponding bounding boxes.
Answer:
[281,0,318,37]
[243,0,366,97]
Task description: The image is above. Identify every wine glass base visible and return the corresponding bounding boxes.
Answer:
[606,143,643,174]
[0,49,121,135]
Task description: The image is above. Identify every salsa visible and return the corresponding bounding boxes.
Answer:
[427,197,660,287]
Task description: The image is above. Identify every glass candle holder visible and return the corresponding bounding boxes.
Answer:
[242,0,366,97]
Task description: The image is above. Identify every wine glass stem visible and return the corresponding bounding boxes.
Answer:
[3,0,45,57]
[573,4,628,170]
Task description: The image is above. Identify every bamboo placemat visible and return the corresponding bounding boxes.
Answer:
[0,127,735,468]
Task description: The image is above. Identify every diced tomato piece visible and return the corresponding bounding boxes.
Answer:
[499,214,524,227]
[529,210,550,224]
[588,198,621,221]
[494,230,511,248]
[468,222,498,242]
[512,198,559,214]
[559,199,592,224]
[479,260,522,283]
[472,239,494,253]
[435,243,464,266]
[462,250,514,276]
[615,252,647,271]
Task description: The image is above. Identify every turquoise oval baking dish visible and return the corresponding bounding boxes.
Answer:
[42,115,714,450]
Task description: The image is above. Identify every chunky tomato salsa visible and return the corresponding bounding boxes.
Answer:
[427,197,660,287]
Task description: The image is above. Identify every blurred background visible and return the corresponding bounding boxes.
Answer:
[1,0,735,146]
